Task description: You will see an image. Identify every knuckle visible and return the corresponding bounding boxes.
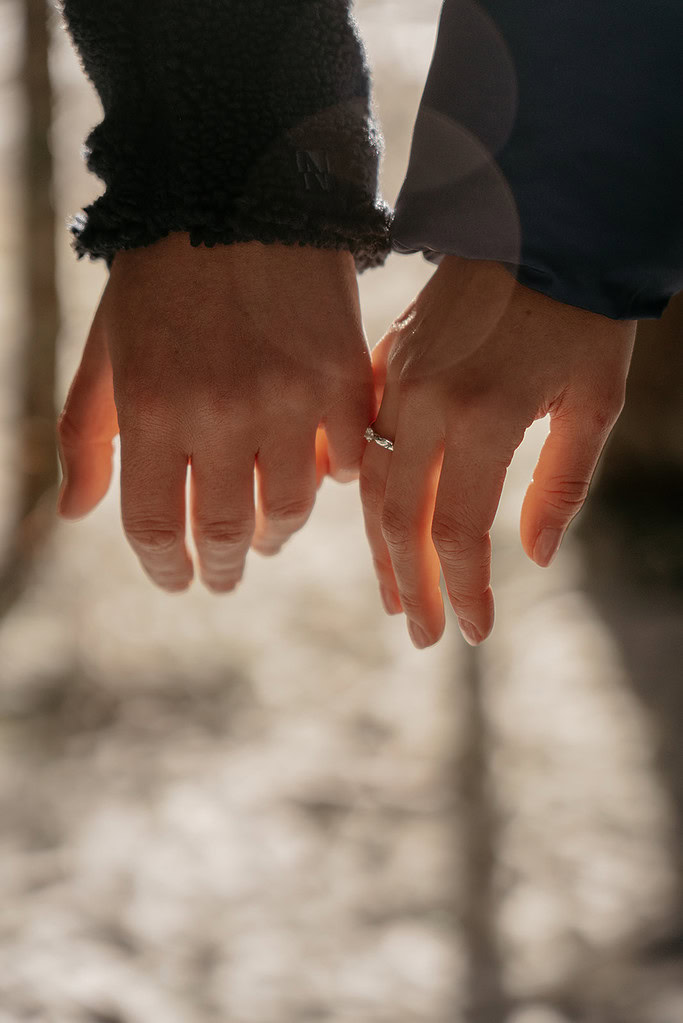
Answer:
[445,583,483,616]
[542,476,591,513]
[257,369,315,414]
[448,376,495,417]
[197,520,253,549]
[396,590,424,618]
[396,376,432,413]
[116,391,174,432]
[380,505,415,551]
[589,397,623,434]
[431,513,487,560]
[285,375,319,408]
[262,496,313,525]
[124,522,181,552]
[199,387,256,423]
[575,385,625,436]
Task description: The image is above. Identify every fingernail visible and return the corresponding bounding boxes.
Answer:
[159,577,192,593]
[167,582,192,594]
[408,620,431,649]
[380,584,402,615]
[458,619,481,646]
[204,578,239,594]
[251,533,284,556]
[254,542,283,557]
[533,527,563,567]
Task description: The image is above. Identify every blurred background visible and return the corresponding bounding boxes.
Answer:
[1,1,682,1020]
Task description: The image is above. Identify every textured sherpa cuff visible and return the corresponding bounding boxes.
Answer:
[60,0,392,273]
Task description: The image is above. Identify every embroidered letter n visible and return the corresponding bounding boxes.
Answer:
[296,150,333,191]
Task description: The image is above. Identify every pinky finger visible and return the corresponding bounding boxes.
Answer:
[520,403,617,567]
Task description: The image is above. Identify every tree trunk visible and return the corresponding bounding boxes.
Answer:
[0,0,60,620]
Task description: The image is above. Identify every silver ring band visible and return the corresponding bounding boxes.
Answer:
[364,425,394,452]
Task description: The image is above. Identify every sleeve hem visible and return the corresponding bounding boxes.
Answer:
[70,198,393,274]
[391,240,671,320]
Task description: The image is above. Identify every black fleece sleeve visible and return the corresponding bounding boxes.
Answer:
[59,0,391,272]
[391,0,683,319]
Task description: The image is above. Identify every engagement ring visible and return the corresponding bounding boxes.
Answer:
[364,425,394,452]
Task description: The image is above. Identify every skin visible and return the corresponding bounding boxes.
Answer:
[359,254,636,649]
[56,233,374,593]
[57,239,636,646]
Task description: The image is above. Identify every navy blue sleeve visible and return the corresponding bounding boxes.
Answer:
[391,0,683,319]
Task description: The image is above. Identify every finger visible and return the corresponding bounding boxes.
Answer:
[315,427,330,488]
[359,372,404,619]
[360,437,402,618]
[432,424,510,644]
[380,408,445,648]
[252,425,317,556]
[56,306,119,519]
[189,433,257,592]
[520,398,617,568]
[324,377,375,483]
[120,426,193,592]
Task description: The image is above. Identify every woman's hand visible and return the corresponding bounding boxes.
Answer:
[360,255,636,648]
[56,234,374,593]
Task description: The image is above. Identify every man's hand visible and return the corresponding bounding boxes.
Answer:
[360,255,636,648]
[57,234,374,593]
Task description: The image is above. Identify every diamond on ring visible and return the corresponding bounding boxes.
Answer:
[364,426,394,452]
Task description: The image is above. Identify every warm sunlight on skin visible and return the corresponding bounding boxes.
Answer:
[56,234,374,595]
[360,255,636,649]
[55,236,636,650]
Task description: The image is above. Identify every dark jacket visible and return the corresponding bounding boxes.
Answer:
[61,0,683,318]
[393,0,683,319]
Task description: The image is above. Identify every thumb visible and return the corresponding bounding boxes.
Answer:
[56,305,119,519]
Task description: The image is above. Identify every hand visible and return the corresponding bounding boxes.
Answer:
[57,234,374,593]
[360,255,636,648]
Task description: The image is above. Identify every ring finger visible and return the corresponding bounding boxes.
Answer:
[189,429,258,592]
[378,405,445,648]
[360,387,446,646]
